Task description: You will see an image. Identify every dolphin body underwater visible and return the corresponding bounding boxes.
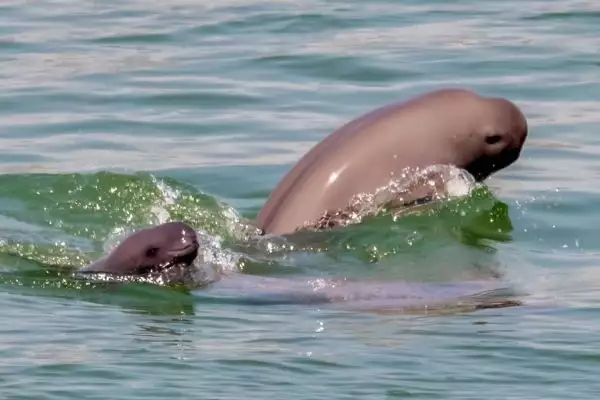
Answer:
[78,222,521,311]
[79,88,529,311]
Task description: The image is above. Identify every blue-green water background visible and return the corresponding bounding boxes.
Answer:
[1,1,600,398]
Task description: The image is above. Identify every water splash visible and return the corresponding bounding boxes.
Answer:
[299,164,478,231]
[149,174,182,224]
[0,167,512,298]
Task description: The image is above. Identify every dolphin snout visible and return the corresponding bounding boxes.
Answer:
[168,230,200,257]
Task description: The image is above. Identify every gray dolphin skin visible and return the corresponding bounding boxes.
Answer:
[256,88,528,235]
[79,221,199,279]
[79,222,520,311]
[199,274,521,311]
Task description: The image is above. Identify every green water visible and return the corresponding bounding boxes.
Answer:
[1,0,600,398]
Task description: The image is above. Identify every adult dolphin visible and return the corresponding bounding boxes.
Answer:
[256,89,528,235]
[78,222,522,312]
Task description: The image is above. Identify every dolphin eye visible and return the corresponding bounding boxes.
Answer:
[486,134,502,145]
[145,247,159,258]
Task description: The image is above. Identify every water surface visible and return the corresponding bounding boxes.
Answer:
[1,0,600,398]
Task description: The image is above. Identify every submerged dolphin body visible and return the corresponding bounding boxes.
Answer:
[195,273,521,312]
[79,222,521,312]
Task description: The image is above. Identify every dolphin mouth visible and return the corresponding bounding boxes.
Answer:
[166,242,198,258]
[143,241,200,277]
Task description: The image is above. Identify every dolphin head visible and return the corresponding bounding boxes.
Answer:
[80,221,200,284]
[463,96,528,181]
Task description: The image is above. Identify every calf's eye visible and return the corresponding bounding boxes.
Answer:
[146,247,159,258]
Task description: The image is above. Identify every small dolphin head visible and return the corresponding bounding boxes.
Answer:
[80,221,200,284]
[464,97,528,181]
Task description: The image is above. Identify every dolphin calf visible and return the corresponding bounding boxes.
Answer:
[79,222,521,312]
[79,221,200,284]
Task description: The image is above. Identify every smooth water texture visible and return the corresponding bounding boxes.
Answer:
[1,1,600,399]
